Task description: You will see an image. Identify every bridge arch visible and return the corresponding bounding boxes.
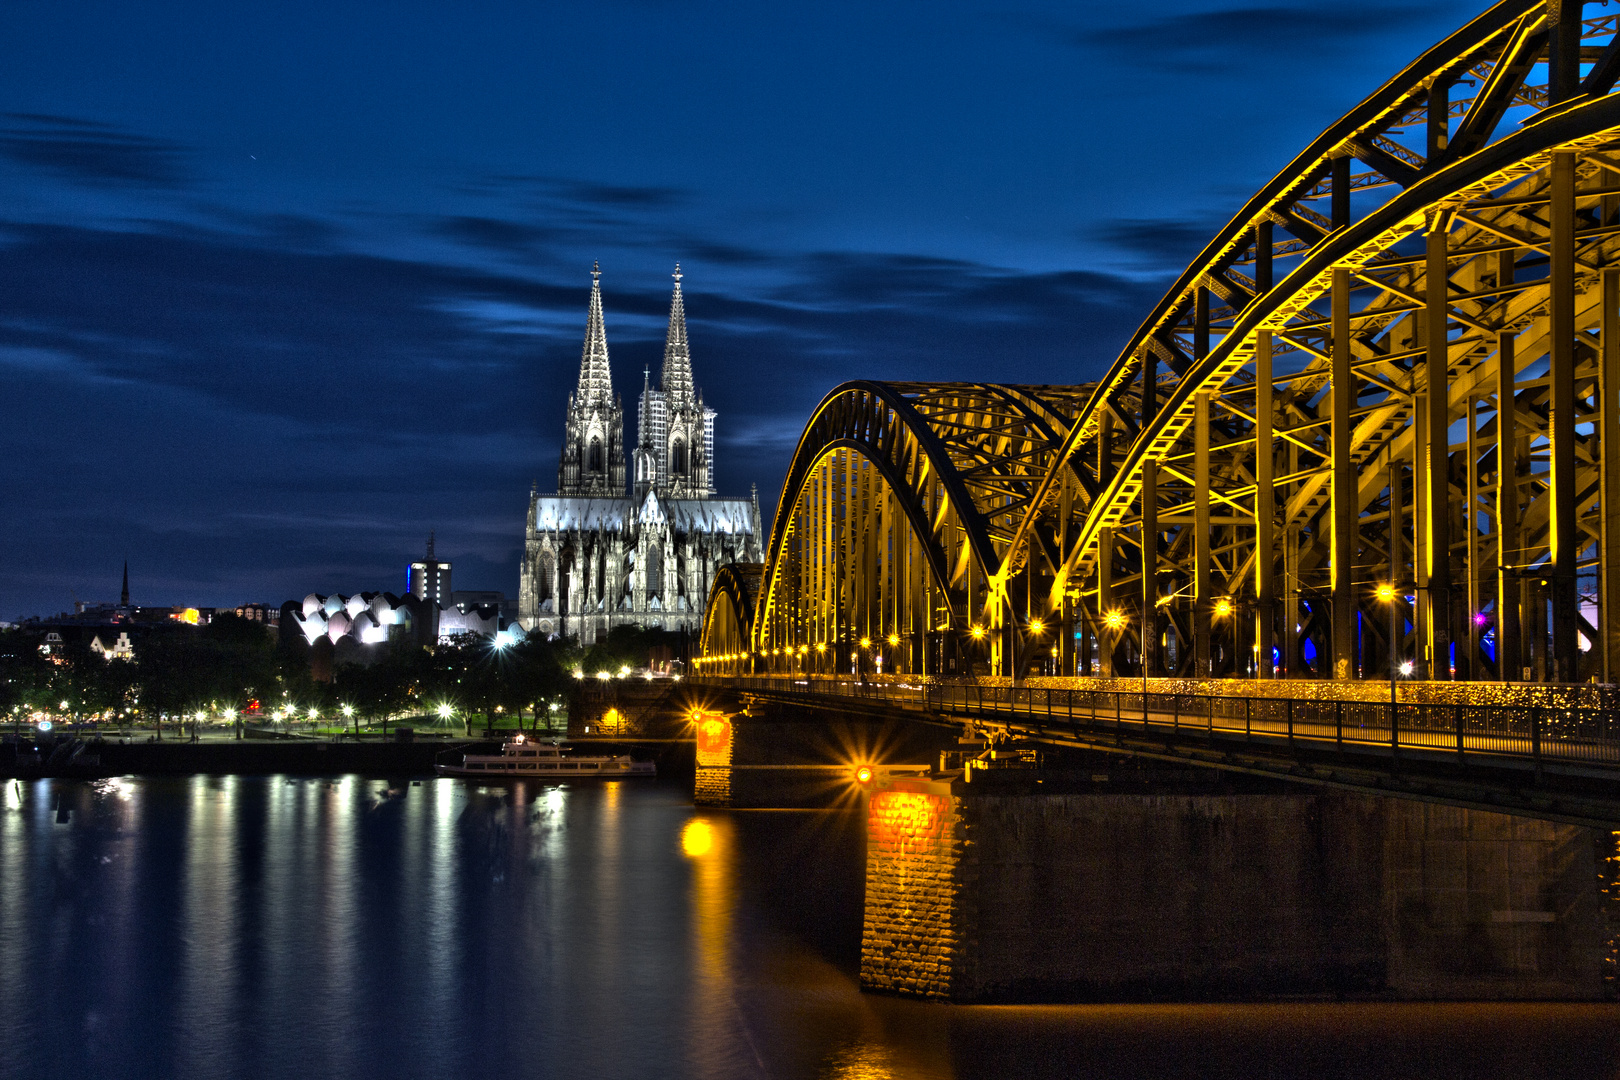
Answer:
[702,0,1620,686]
[747,382,1092,675]
[998,0,1620,683]
[699,562,764,674]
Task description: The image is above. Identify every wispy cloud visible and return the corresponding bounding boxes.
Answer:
[1095,216,1227,271]
[1015,5,1439,72]
[0,113,190,187]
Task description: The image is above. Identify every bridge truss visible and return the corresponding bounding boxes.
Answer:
[703,0,1620,685]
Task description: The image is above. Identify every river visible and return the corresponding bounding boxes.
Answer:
[0,776,1615,1079]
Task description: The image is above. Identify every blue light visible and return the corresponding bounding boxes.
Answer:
[36,720,52,732]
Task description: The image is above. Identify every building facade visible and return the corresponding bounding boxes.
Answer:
[520,265,761,643]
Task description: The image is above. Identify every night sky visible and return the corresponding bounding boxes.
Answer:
[0,1,1480,619]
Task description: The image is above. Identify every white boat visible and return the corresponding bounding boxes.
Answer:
[435,735,656,779]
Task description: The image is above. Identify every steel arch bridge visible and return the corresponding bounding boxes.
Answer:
[701,0,1620,687]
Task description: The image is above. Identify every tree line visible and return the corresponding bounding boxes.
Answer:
[0,616,685,734]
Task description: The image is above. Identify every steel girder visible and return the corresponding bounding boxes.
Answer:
[699,562,763,673]
[739,381,1093,676]
[1000,0,1620,683]
[702,0,1620,685]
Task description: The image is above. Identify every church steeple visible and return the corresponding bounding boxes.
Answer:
[660,264,693,404]
[558,262,627,496]
[120,561,129,607]
[578,261,613,401]
[657,264,712,499]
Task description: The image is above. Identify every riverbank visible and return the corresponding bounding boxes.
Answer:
[0,734,694,779]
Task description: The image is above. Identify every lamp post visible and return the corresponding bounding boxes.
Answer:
[1377,583,1399,707]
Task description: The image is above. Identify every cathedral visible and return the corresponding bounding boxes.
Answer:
[518,264,763,643]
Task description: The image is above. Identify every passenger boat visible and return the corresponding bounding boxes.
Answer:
[435,734,655,779]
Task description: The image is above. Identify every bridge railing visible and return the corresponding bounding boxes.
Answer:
[696,676,1620,773]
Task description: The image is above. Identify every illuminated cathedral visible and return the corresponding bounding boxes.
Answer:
[518,265,762,643]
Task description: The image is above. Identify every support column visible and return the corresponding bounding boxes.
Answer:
[1194,391,1212,678]
[1604,269,1620,683]
[1390,454,1405,672]
[1098,527,1115,679]
[1496,329,1522,681]
[1465,395,1480,679]
[1331,266,1356,679]
[1424,217,1453,679]
[1141,460,1159,678]
[1255,330,1275,677]
[1549,151,1578,680]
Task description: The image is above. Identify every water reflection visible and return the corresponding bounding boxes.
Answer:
[0,777,1614,1080]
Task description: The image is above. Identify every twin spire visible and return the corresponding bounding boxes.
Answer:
[577,262,695,405]
[662,264,693,402]
[577,260,612,401]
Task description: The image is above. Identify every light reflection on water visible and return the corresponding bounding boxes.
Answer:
[0,776,1616,1080]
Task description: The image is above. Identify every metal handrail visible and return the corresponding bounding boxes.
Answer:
[693,675,1620,771]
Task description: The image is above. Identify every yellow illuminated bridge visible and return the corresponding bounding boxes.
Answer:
[686,2,1620,820]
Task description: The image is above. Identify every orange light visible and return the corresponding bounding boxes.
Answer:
[859,637,871,648]
[855,765,874,785]
[1377,583,1396,603]
[681,818,714,858]
[694,712,732,765]
[1028,620,1044,635]
[815,643,826,653]
[1104,608,1125,629]
[970,625,986,640]
[869,790,945,851]
[1214,598,1234,618]
[886,633,900,646]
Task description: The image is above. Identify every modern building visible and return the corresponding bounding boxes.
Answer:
[519,264,762,643]
[407,534,452,607]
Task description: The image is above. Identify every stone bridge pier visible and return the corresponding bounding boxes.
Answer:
[692,696,955,809]
[861,771,1620,1003]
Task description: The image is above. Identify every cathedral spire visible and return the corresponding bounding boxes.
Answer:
[578,261,612,401]
[120,561,129,607]
[559,261,627,496]
[660,264,693,403]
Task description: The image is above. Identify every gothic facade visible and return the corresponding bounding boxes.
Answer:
[519,265,761,643]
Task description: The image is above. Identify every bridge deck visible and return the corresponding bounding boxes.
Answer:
[697,676,1620,827]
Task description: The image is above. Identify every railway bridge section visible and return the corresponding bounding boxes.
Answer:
[682,0,1620,1002]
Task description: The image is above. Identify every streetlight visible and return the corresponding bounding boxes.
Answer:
[1377,583,1399,707]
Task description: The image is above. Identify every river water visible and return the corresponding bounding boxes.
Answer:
[1,776,1616,1080]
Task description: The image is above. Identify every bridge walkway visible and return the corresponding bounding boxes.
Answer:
[697,676,1620,828]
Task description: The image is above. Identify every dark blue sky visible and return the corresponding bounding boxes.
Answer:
[0,0,1478,619]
